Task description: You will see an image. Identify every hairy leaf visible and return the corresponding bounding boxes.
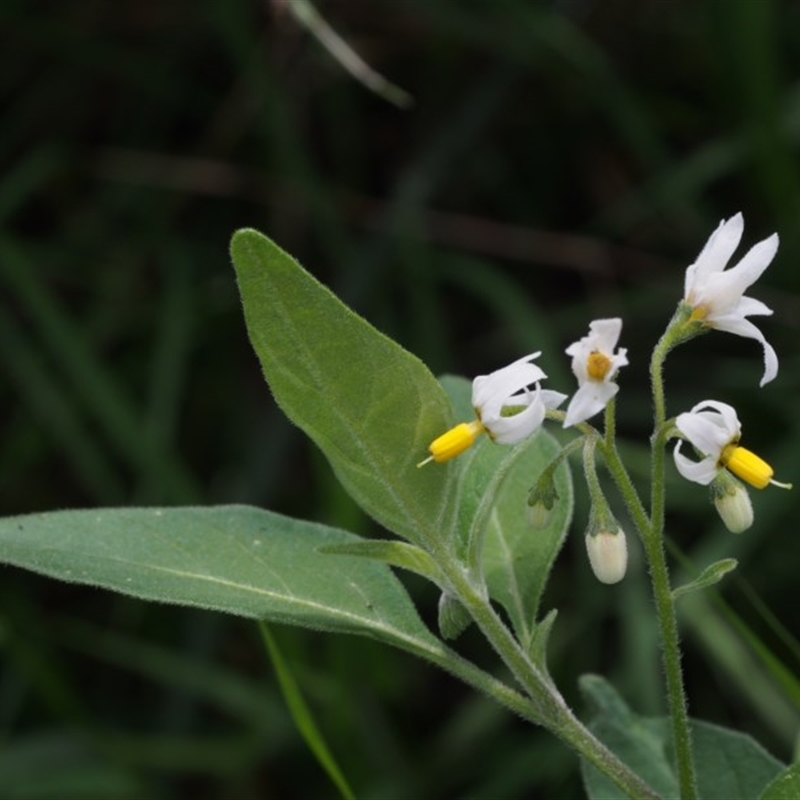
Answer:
[0,506,441,657]
[580,674,784,800]
[231,229,456,546]
[759,762,800,800]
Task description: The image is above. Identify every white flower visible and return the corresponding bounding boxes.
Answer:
[563,318,628,428]
[673,400,740,485]
[673,400,788,490]
[684,213,779,386]
[473,352,565,444]
[419,353,566,465]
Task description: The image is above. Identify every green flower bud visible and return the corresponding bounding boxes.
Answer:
[527,471,560,529]
[437,592,472,641]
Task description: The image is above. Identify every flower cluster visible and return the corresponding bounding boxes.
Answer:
[420,212,787,577]
[419,319,629,469]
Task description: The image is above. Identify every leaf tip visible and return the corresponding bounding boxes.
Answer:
[230,227,262,256]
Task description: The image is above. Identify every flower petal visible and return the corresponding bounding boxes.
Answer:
[607,349,629,380]
[588,318,622,352]
[717,232,778,299]
[673,443,719,485]
[706,315,778,386]
[487,393,546,444]
[685,214,744,299]
[563,381,619,428]
[732,296,773,318]
[472,352,544,410]
[690,399,740,436]
[699,234,778,315]
[541,389,568,410]
[675,401,739,455]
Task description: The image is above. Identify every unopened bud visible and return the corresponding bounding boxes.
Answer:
[527,471,559,529]
[711,473,753,534]
[585,527,628,585]
[437,592,471,641]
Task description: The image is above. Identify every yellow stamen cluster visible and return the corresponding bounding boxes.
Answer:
[587,351,612,381]
[417,419,485,467]
[720,444,790,490]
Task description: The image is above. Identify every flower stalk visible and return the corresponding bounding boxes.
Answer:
[429,539,661,800]
[646,329,698,800]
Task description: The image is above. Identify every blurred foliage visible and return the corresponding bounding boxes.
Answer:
[1,0,800,797]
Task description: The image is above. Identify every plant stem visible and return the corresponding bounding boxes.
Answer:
[647,329,698,800]
[434,549,662,800]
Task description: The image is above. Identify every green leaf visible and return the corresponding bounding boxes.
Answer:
[672,558,738,601]
[580,674,785,800]
[230,229,456,546]
[0,506,441,656]
[759,762,800,800]
[441,376,573,646]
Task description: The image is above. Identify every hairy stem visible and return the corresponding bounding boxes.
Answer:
[647,329,697,799]
[433,548,661,800]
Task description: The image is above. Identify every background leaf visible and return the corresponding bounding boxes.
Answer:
[0,506,441,656]
[580,674,785,800]
[0,731,144,800]
[441,376,573,646]
[759,762,800,800]
[231,229,456,547]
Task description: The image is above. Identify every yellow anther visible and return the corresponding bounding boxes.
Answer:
[720,445,774,490]
[417,419,485,467]
[587,351,612,381]
[689,305,709,322]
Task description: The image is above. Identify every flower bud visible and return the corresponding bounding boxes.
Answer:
[437,592,472,641]
[711,473,753,534]
[585,527,628,585]
[527,471,560,529]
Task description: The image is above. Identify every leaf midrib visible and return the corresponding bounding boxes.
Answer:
[6,540,439,650]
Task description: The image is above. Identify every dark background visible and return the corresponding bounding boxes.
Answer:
[1,1,799,797]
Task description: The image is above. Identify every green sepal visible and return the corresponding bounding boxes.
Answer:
[437,592,473,641]
[525,608,558,682]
